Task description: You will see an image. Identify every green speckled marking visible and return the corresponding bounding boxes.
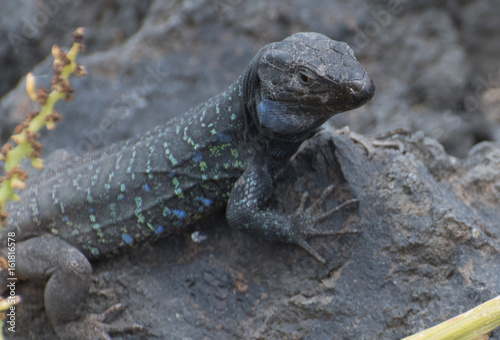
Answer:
[169,153,178,166]
[174,187,183,198]
[136,213,146,224]
[86,188,93,203]
[127,149,136,172]
[135,196,143,209]
[83,245,100,257]
[109,203,117,219]
[92,223,104,239]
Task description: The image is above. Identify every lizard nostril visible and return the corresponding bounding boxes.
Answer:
[349,77,375,99]
[349,80,364,93]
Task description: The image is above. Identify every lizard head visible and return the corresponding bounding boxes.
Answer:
[247,32,375,139]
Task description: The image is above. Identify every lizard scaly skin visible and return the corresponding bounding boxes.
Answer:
[0,32,374,339]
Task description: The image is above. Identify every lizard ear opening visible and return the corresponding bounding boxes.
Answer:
[242,46,266,132]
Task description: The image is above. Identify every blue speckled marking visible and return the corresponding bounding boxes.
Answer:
[173,210,186,219]
[193,151,203,162]
[155,225,165,235]
[142,183,151,192]
[216,133,232,143]
[117,193,124,200]
[122,234,133,245]
[197,197,213,207]
[83,245,100,257]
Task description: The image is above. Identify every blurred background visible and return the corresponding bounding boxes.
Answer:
[1,0,500,159]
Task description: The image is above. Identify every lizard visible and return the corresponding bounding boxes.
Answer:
[0,32,374,339]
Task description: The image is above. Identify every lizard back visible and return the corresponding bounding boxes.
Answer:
[4,80,253,259]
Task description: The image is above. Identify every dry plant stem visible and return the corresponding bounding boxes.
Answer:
[0,27,85,224]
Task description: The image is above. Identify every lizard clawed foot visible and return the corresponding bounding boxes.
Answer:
[58,303,143,340]
[335,126,410,158]
[290,185,359,264]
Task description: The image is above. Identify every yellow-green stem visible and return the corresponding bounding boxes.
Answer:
[0,28,85,219]
[28,90,66,132]
[403,295,500,340]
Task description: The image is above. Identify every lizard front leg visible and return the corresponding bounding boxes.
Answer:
[13,235,141,339]
[226,159,358,263]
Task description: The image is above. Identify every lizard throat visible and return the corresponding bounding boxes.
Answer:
[255,99,330,137]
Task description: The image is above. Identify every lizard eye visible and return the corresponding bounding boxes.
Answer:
[299,73,311,85]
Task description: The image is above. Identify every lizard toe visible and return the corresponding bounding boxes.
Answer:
[289,186,360,263]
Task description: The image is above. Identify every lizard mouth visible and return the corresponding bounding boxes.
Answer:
[255,75,375,137]
[323,71,375,112]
